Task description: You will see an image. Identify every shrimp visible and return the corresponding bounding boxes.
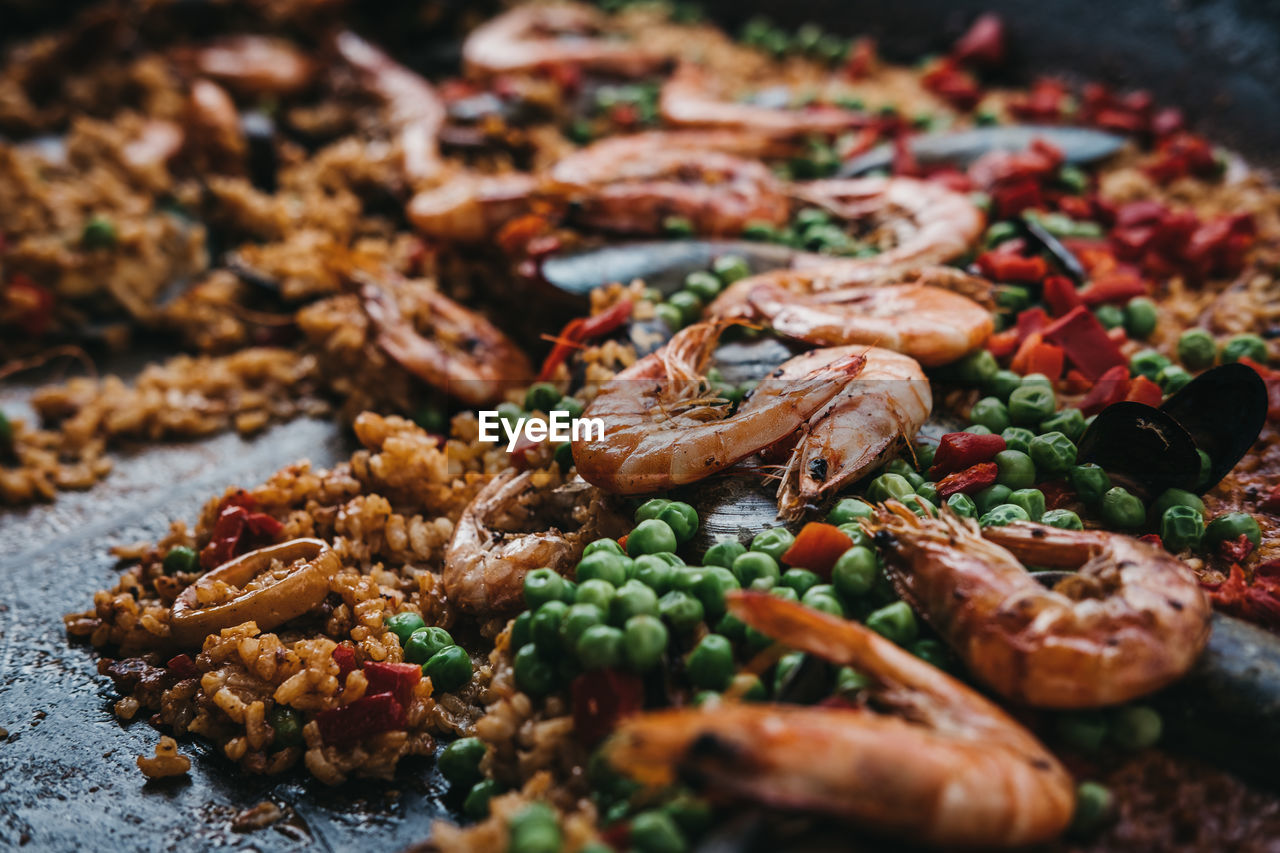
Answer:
[870,504,1213,708]
[660,63,868,136]
[185,35,315,96]
[462,3,669,78]
[335,31,445,186]
[358,273,533,407]
[444,468,629,614]
[572,321,865,494]
[608,592,1075,848]
[741,347,930,519]
[407,173,539,243]
[548,133,791,236]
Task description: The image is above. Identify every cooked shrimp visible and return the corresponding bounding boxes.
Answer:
[444,468,629,614]
[573,321,865,494]
[335,31,445,186]
[186,35,315,96]
[741,347,930,519]
[660,63,868,136]
[407,173,539,243]
[870,504,1213,708]
[608,592,1074,848]
[462,2,669,77]
[358,274,533,407]
[548,133,791,236]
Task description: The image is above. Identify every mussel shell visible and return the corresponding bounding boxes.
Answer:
[1075,401,1201,496]
[673,474,789,556]
[1158,362,1268,492]
[539,240,797,298]
[839,125,1126,177]
[1020,214,1087,281]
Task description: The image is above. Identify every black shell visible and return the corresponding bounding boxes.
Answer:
[1075,401,1201,496]
[1158,362,1269,492]
[538,240,796,298]
[839,125,1125,177]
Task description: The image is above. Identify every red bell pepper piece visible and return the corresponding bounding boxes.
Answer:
[781,523,855,577]
[1259,484,1280,514]
[167,654,198,679]
[1042,275,1083,317]
[844,37,877,79]
[1025,342,1065,381]
[1205,562,1280,630]
[929,432,1007,478]
[316,692,405,746]
[1138,533,1164,549]
[986,327,1020,359]
[198,501,285,569]
[1078,365,1132,416]
[3,273,55,336]
[1062,369,1093,394]
[572,669,645,745]
[1078,272,1149,306]
[1125,375,1164,407]
[921,59,982,110]
[951,13,1006,67]
[1016,307,1050,339]
[976,252,1049,283]
[362,661,422,707]
[1238,357,1280,421]
[1219,534,1256,564]
[333,644,358,681]
[1041,306,1127,380]
[1039,479,1073,510]
[937,462,999,498]
[536,299,633,382]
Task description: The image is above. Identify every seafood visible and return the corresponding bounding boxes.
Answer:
[443,468,629,614]
[741,346,930,518]
[573,321,865,494]
[608,591,1075,847]
[871,503,1213,708]
[407,173,540,243]
[335,30,445,186]
[660,63,868,136]
[358,274,533,407]
[839,125,1126,177]
[462,2,669,77]
[183,35,315,96]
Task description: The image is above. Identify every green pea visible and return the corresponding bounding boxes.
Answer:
[1109,705,1162,750]
[1008,385,1057,425]
[656,501,698,544]
[1123,297,1158,339]
[1151,488,1205,519]
[713,254,751,284]
[910,638,949,669]
[1093,304,1125,331]
[1000,426,1036,455]
[463,778,502,819]
[964,424,992,435]
[836,523,873,549]
[1069,782,1115,838]
[1220,333,1268,364]
[693,567,740,619]
[524,567,567,608]
[662,794,713,836]
[267,705,303,747]
[384,611,426,644]
[802,588,845,618]
[553,441,574,472]
[994,449,1037,489]
[510,611,534,651]
[865,601,917,645]
[584,538,625,560]
[162,545,198,574]
[750,527,796,561]
[404,626,454,664]
[901,494,937,517]
[867,473,914,503]
[983,220,1019,249]
[513,644,555,696]
[969,397,1010,433]
[732,550,780,587]
[1154,364,1190,395]
[1158,505,1203,552]
[832,546,878,599]
[669,291,704,324]
[508,802,561,853]
[575,579,616,613]
[1129,348,1171,381]
[497,402,524,432]
[1029,431,1077,475]
[771,651,806,694]
[611,580,660,624]
[835,666,872,694]
[985,369,1023,402]
[1039,408,1087,443]
[980,503,1032,527]
[1021,373,1054,389]
[623,615,669,671]
[769,584,797,601]
[1008,488,1046,522]
[560,603,607,649]
[628,519,679,556]
[523,382,561,414]
[916,482,940,505]
[669,566,704,595]
[576,624,625,670]
[81,215,117,249]
[632,554,676,594]
[425,645,472,692]
[636,498,671,523]
[1100,487,1146,529]
[655,302,685,331]
[826,497,874,525]
[629,809,687,853]
[913,443,937,472]
[884,458,916,480]
[1042,509,1084,530]
[1056,712,1109,752]
[686,634,734,690]
[1196,449,1212,490]
[558,396,585,419]
[683,271,722,302]
[658,590,704,634]
[438,736,487,786]
[975,484,1013,514]
[1058,165,1089,193]
[952,349,999,385]
[0,410,11,447]
[715,611,747,643]
[741,220,778,241]
[702,537,746,569]
[1070,463,1112,505]
[662,215,695,237]
[1205,512,1262,548]
[994,285,1031,312]
[779,568,821,597]
[1177,328,1217,370]
[577,551,627,586]
[946,493,978,518]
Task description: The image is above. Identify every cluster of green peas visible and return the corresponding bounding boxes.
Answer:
[742,206,874,255]
[640,254,750,332]
[384,612,474,693]
[739,16,852,66]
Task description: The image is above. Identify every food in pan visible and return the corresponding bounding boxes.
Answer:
[0,0,1277,848]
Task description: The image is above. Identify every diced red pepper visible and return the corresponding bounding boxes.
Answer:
[333,644,358,681]
[1039,479,1074,509]
[1259,484,1280,514]
[781,523,854,577]
[536,299,633,382]
[1125,375,1164,408]
[1138,533,1164,549]
[167,654,198,679]
[937,462,999,498]
[1205,561,1280,630]
[1062,369,1093,394]
[891,132,921,177]
[1078,365,1132,416]
[1042,275,1083,317]
[198,499,284,570]
[921,59,982,110]
[1238,358,1280,422]
[1078,272,1149,306]
[362,661,422,707]
[1009,331,1044,375]
[976,251,1049,283]
[2,274,55,336]
[1219,534,1256,564]
[1007,78,1071,122]
[1016,307,1050,339]
[986,327,1020,359]
[951,13,1006,67]
[844,37,877,79]
[1041,306,1127,381]
[315,692,405,746]
[1144,132,1219,184]
[1025,342,1065,381]
[929,432,1007,478]
[572,669,645,745]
